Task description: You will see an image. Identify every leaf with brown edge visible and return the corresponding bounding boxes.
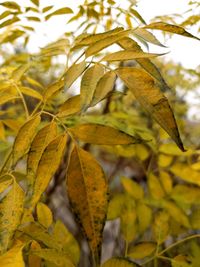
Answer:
[67,146,108,266]
[116,67,185,151]
[0,180,24,252]
[31,134,67,207]
[101,50,164,62]
[12,115,41,166]
[69,123,143,145]
[80,64,104,110]
[27,121,57,186]
[144,22,200,41]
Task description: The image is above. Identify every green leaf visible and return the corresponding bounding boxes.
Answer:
[0,180,24,251]
[12,115,41,166]
[144,22,200,41]
[36,202,53,228]
[45,7,73,21]
[67,146,108,265]
[80,64,104,110]
[69,123,143,145]
[128,242,156,259]
[121,176,144,199]
[91,71,116,106]
[101,50,164,62]
[116,67,185,151]
[27,121,57,186]
[31,134,67,206]
[102,257,138,267]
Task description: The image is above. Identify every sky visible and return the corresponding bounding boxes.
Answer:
[20,0,200,69]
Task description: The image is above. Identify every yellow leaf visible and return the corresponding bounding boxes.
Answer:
[101,50,164,62]
[67,146,108,265]
[31,134,67,206]
[0,241,25,267]
[42,6,53,13]
[36,202,53,228]
[43,80,64,101]
[153,211,169,244]
[116,67,185,151]
[0,93,19,105]
[52,220,80,265]
[85,30,131,57]
[57,95,81,118]
[158,154,173,167]
[20,87,43,100]
[144,22,200,41]
[102,257,138,267]
[27,121,57,185]
[133,28,166,47]
[172,255,191,267]
[64,61,86,89]
[171,163,200,186]
[128,242,156,259]
[159,171,172,194]
[0,181,24,251]
[190,209,200,230]
[80,64,104,109]
[163,200,190,228]
[0,17,20,29]
[136,202,152,233]
[30,248,75,267]
[69,123,143,145]
[107,194,127,220]
[0,2,20,10]
[12,115,41,166]
[78,27,124,45]
[170,185,200,205]
[0,176,12,194]
[30,0,39,7]
[121,177,144,199]
[45,7,73,21]
[91,71,116,106]
[148,173,165,199]
[135,144,149,161]
[12,63,31,82]
[159,143,193,156]
[2,119,21,132]
[0,121,6,141]
[130,9,146,25]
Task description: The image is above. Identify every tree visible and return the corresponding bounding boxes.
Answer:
[0,0,199,266]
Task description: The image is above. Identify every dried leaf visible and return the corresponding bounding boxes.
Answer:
[69,123,143,145]
[144,22,200,41]
[67,146,108,265]
[116,67,185,151]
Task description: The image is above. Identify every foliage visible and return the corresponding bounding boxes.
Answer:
[0,0,200,266]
